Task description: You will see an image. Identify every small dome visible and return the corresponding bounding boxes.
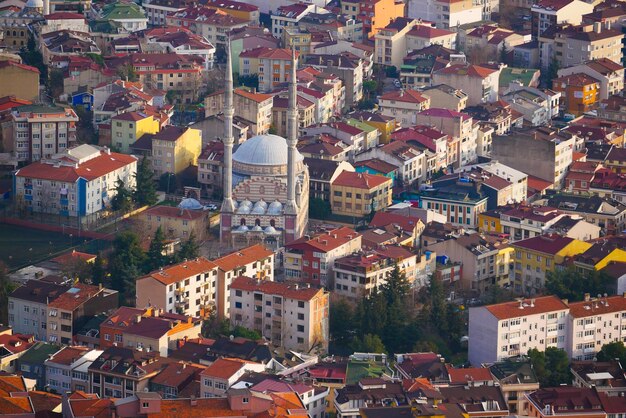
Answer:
[251,205,266,215]
[239,199,253,208]
[178,198,203,210]
[233,134,304,166]
[237,225,249,232]
[253,200,267,210]
[264,226,278,234]
[251,225,263,232]
[25,0,43,8]
[237,205,251,214]
[267,200,283,215]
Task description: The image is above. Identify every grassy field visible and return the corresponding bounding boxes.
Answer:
[0,224,81,270]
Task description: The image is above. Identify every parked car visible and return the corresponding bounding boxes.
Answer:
[207,204,218,211]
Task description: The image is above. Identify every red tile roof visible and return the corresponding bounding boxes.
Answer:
[569,295,626,318]
[526,175,553,192]
[45,12,85,19]
[512,233,575,255]
[0,60,40,74]
[0,333,34,354]
[418,108,472,121]
[0,96,32,112]
[15,150,137,182]
[286,226,360,252]
[47,346,89,366]
[235,88,273,103]
[446,366,494,384]
[554,73,600,86]
[407,25,455,38]
[436,64,496,78]
[143,205,208,221]
[47,283,104,311]
[370,212,423,234]
[230,276,325,301]
[140,257,217,286]
[200,357,248,379]
[50,250,97,265]
[213,244,273,272]
[68,398,114,418]
[380,89,429,104]
[484,295,569,320]
[332,171,391,189]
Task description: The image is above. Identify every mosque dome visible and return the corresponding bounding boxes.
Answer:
[237,205,251,214]
[264,226,278,234]
[237,225,249,232]
[25,0,43,9]
[178,198,203,210]
[239,199,252,208]
[233,134,304,167]
[267,201,283,215]
[251,225,263,232]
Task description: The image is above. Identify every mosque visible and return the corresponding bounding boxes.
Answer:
[219,43,309,249]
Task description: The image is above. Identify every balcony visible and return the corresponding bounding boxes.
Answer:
[175,288,186,295]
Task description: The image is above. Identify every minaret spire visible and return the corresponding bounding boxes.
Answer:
[285,45,299,215]
[221,36,236,215]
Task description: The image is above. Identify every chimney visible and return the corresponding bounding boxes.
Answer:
[135,315,142,323]
[584,293,591,302]
[594,22,601,33]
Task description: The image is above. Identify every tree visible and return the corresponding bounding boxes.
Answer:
[237,74,259,90]
[117,63,138,82]
[597,342,626,365]
[500,43,509,65]
[356,334,386,353]
[363,80,378,100]
[0,262,17,325]
[545,267,613,302]
[309,197,331,220]
[110,177,133,212]
[528,347,570,387]
[20,33,47,83]
[357,99,376,110]
[177,231,200,261]
[330,299,354,348]
[134,156,158,207]
[385,66,399,78]
[158,173,177,194]
[91,254,106,286]
[109,231,145,305]
[232,326,262,340]
[49,69,65,99]
[145,226,169,273]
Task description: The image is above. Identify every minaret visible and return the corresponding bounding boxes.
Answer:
[221,37,236,216]
[285,46,299,215]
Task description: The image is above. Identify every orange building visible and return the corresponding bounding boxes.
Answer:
[341,0,405,38]
[552,73,600,116]
[205,0,259,23]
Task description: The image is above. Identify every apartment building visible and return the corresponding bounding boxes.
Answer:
[45,346,102,393]
[340,0,405,38]
[14,144,137,218]
[88,347,170,398]
[166,6,249,46]
[356,140,426,185]
[0,60,39,102]
[552,73,600,116]
[239,47,295,93]
[489,360,539,415]
[204,88,273,135]
[213,244,275,319]
[491,128,575,189]
[271,3,319,38]
[468,295,570,365]
[568,294,626,360]
[527,387,606,418]
[140,204,211,242]
[426,233,514,294]
[46,283,119,345]
[553,23,624,69]
[10,104,78,162]
[150,126,202,177]
[303,53,364,108]
[330,171,393,217]
[511,234,592,295]
[229,277,330,352]
[408,0,483,29]
[420,187,489,229]
[111,111,160,154]
[422,85,468,112]
[284,227,362,287]
[415,108,477,168]
[136,257,219,318]
[205,0,259,22]
[432,64,501,106]
[531,0,593,38]
[378,89,430,127]
[200,358,265,397]
[557,58,624,100]
[333,252,395,299]
[374,17,418,69]
[8,281,67,341]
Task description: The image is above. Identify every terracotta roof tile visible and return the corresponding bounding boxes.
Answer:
[140,257,217,286]
[47,283,105,311]
[512,233,575,255]
[332,171,391,189]
[231,276,325,301]
[213,244,273,272]
[569,295,626,318]
[484,295,569,320]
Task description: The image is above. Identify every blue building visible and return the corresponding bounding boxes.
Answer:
[71,87,93,111]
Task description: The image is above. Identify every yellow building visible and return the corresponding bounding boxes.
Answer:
[341,0,405,38]
[151,125,202,177]
[111,111,160,154]
[206,0,260,23]
[0,60,40,102]
[512,233,592,295]
[478,209,503,234]
[140,204,211,241]
[330,171,392,217]
[352,111,396,144]
[282,27,311,55]
[574,243,626,275]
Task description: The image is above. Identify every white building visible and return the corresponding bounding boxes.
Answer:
[45,347,102,393]
[567,294,626,360]
[229,277,329,352]
[356,141,426,185]
[464,161,529,203]
[42,12,88,34]
[468,295,569,366]
[14,145,137,218]
[136,257,219,318]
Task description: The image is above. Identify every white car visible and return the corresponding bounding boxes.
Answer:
[207,204,218,211]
